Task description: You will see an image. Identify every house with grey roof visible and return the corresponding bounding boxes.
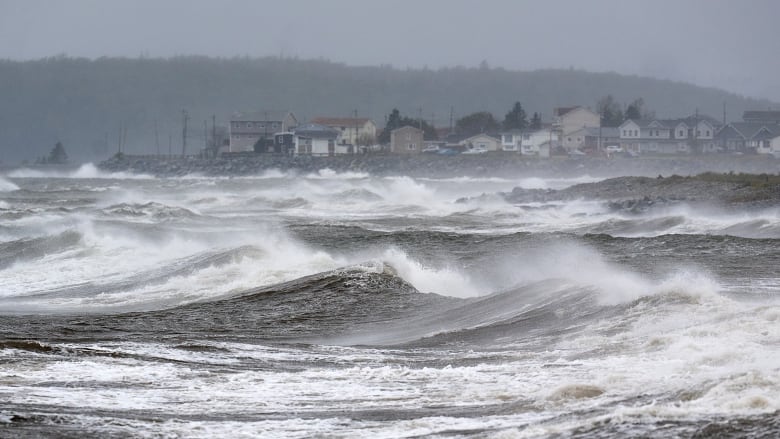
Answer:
[715,122,780,153]
[619,115,720,154]
[742,110,780,124]
[228,111,298,153]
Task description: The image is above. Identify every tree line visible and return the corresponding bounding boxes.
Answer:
[0,56,770,163]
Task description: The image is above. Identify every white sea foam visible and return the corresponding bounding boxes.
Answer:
[305,168,369,180]
[7,163,154,179]
[0,176,19,191]
[377,247,482,298]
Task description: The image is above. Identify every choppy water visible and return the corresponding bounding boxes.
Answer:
[1,164,778,438]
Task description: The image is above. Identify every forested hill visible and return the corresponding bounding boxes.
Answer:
[0,56,773,163]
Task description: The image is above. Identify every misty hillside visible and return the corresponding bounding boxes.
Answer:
[0,56,774,163]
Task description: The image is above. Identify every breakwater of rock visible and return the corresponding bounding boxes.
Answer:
[98,152,780,178]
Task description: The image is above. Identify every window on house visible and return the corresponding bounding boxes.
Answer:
[406,134,412,141]
[622,130,626,136]
[679,130,683,137]
[697,130,701,136]
[408,143,416,150]
[706,130,710,136]
[246,123,252,128]
[568,137,572,142]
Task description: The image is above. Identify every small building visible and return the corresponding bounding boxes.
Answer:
[389,126,424,154]
[310,117,378,147]
[521,129,555,157]
[716,122,780,153]
[228,111,298,153]
[561,127,620,152]
[293,123,341,156]
[500,129,523,152]
[553,106,601,140]
[460,133,501,152]
[768,134,780,157]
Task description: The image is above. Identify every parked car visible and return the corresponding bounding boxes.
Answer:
[462,147,488,155]
[605,145,624,153]
[568,149,586,158]
[437,148,458,156]
[422,145,440,153]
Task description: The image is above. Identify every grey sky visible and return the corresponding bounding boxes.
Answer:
[1,0,779,101]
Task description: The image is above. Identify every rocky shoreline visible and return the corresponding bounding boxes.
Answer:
[98,152,780,179]
[503,174,780,211]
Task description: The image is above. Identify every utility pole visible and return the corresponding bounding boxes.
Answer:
[123,125,128,154]
[117,123,122,154]
[354,109,358,147]
[418,107,423,130]
[181,110,189,157]
[203,119,208,157]
[154,120,160,157]
[212,114,217,157]
[168,133,172,159]
[449,106,454,136]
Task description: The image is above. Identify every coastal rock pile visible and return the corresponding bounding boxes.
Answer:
[98,153,780,179]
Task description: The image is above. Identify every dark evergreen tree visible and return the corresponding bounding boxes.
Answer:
[502,101,528,130]
[529,112,542,130]
[378,108,438,144]
[378,109,402,144]
[455,111,500,136]
[48,141,68,164]
[597,95,624,127]
[625,98,645,121]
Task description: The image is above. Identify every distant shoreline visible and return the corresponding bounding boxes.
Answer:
[95,153,780,179]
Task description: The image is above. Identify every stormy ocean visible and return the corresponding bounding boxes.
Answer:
[1,164,778,438]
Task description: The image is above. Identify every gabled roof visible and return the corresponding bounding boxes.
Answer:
[391,125,423,134]
[293,123,340,139]
[620,118,656,128]
[719,122,780,140]
[310,117,374,127]
[231,111,296,123]
[554,106,579,117]
[462,133,500,143]
[743,110,780,123]
[554,106,598,118]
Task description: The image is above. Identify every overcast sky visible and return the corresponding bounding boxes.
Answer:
[1,0,779,101]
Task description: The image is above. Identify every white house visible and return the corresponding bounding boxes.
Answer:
[293,124,342,156]
[460,134,501,152]
[769,135,780,157]
[521,129,554,157]
[500,129,523,152]
[618,115,720,154]
[310,117,377,146]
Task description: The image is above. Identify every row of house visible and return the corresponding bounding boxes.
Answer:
[220,107,780,158]
[223,111,379,156]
